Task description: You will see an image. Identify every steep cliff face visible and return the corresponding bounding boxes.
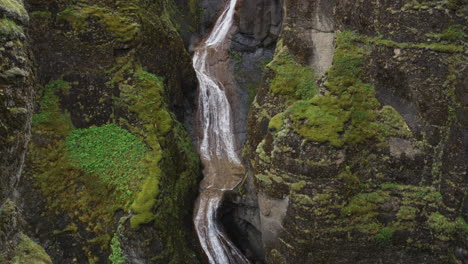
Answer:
[0,0,34,206]
[1,0,466,263]
[244,0,467,263]
[217,0,283,262]
[1,0,203,263]
[0,1,52,262]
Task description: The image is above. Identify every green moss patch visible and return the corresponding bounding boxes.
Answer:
[375,227,396,244]
[30,79,153,253]
[366,34,464,53]
[129,175,159,228]
[57,3,140,43]
[109,232,126,264]
[66,124,148,202]
[11,234,52,264]
[279,31,411,146]
[427,212,468,240]
[0,17,23,41]
[112,66,174,229]
[342,191,390,218]
[268,113,284,132]
[0,0,28,21]
[32,80,72,137]
[287,97,349,146]
[267,41,317,100]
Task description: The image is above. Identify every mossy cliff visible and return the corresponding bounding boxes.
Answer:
[0,0,35,207]
[243,0,467,263]
[0,199,52,263]
[2,0,204,263]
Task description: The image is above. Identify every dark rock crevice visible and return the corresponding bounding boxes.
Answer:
[214,0,284,262]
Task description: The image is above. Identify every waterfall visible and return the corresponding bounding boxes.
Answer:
[192,0,250,263]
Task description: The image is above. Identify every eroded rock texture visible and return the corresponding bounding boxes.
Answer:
[0,0,35,206]
[239,0,467,263]
[2,0,203,263]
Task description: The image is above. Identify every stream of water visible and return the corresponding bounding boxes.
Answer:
[192,0,250,263]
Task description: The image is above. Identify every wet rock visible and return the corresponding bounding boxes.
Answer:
[388,138,421,159]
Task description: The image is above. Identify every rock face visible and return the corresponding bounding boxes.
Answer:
[241,0,467,263]
[217,0,283,261]
[0,0,35,206]
[2,0,204,263]
[0,0,466,263]
[0,1,52,262]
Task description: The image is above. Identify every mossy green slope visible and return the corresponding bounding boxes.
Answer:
[279,31,410,147]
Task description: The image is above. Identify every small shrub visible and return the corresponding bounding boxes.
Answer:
[109,233,126,264]
[376,227,395,244]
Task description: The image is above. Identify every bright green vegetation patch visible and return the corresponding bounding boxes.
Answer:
[427,212,468,239]
[341,190,392,234]
[116,68,173,229]
[342,191,390,218]
[0,0,27,19]
[109,232,126,264]
[268,41,317,100]
[11,234,52,264]
[109,57,201,259]
[281,31,411,146]
[339,183,454,242]
[129,175,159,228]
[29,79,152,253]
[287,97,350,146]
[66,124,148,202]
[130,70,172,136]
[269,113,284,131]
[0,17,23,40]
[57,3,140,42]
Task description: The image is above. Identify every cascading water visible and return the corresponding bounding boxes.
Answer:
[192,0,249,263]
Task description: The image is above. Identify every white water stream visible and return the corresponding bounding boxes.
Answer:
[192,0,250,263]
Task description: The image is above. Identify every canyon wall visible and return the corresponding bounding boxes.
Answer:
[1,0,204,262]
[0,1,52,262]
[241,0,467,263]
[0,0,466,263]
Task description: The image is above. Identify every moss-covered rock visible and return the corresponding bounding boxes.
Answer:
[10,234,52,264]
[18,0,202,262]
[0,0,35,209]
[244,0,467,263]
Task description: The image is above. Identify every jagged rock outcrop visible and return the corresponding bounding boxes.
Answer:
[242,0,467,263]
[0,1,51,262]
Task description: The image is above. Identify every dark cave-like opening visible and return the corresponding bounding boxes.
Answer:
[219,197,265,264]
